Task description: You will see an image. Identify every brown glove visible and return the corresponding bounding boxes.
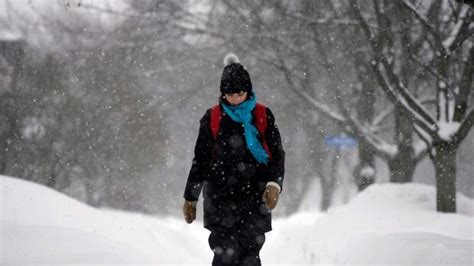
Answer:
[262,185,279,210]
[183,200,197,224]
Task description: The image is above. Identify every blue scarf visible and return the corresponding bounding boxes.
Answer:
[221,92,269,164]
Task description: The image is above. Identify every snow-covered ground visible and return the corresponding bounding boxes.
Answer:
[1,175,473,265]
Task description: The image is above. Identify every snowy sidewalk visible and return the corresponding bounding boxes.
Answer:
[1,175,473,265]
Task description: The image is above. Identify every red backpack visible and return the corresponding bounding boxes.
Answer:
[210,103,272,158]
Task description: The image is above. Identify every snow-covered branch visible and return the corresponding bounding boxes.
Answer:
[273,49,397,160]
[334,88,397,160]
[351,0,443,150]
[273,57,346,123]
[380,58,438,128]
[413,124,433,152]
[296,90,347,123]
[437,87,456,124]
[401,0,447,55]
[287,11,363,27]
[409,55,446,82]
[372,105,394,129]
[443,5,473,52]
[374,62,438,137]
[246,56,348,152]
[348,117,398,160]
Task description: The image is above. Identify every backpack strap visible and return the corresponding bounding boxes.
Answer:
[254,103,267,136]
[210,105,222,139]
[209,103,272,159]
[254,103,272,159]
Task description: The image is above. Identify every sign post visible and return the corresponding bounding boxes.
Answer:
[324,135,358,149]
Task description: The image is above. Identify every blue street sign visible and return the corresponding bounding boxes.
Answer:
[324,135,358,149]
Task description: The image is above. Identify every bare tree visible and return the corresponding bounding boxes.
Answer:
[188,0,473,214]
[350,0,473,212]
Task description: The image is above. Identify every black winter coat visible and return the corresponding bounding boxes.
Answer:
[183,102,285,233]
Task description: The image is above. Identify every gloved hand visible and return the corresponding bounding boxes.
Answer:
[183,200,197,224]
[262,185,279,210]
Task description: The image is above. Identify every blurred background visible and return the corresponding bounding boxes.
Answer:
[1,0,472,218]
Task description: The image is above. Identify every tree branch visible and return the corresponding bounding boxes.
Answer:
[413,124,434,152]
[454,109,474,145]
[443,5,473,52]
[272,58,347,124]
[334,86,396,160]
[382,59,438,128]
[286,11,362,26]
[350,0,378,50]
[401,0,447,56]
[454,44,474,121]
[409,54,447,82]
[351,0,440,140]
[374,62,438,136]
[372,105,394,128]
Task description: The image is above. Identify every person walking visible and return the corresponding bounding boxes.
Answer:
[183,53,285,265]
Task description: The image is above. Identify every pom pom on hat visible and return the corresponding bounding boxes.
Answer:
[223,53,240,66]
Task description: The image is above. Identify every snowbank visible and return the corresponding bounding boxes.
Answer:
[264,183,474,265]
[1,175,473,265]
[0,175,210,264]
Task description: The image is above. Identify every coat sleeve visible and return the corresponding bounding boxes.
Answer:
[264,107,285,192]
[183,109,213,202]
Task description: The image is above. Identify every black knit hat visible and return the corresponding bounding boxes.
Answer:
[220,53,253,94]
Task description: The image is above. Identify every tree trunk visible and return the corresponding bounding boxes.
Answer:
[432,141,457,212]
[320,150,340,211]
[353,139,375,191]
[0,153,5,174]
[388,152,416,183]
[0,124,7,174]
[320,176,332,211]
[353,80,376,191]
[389,107,416,182]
